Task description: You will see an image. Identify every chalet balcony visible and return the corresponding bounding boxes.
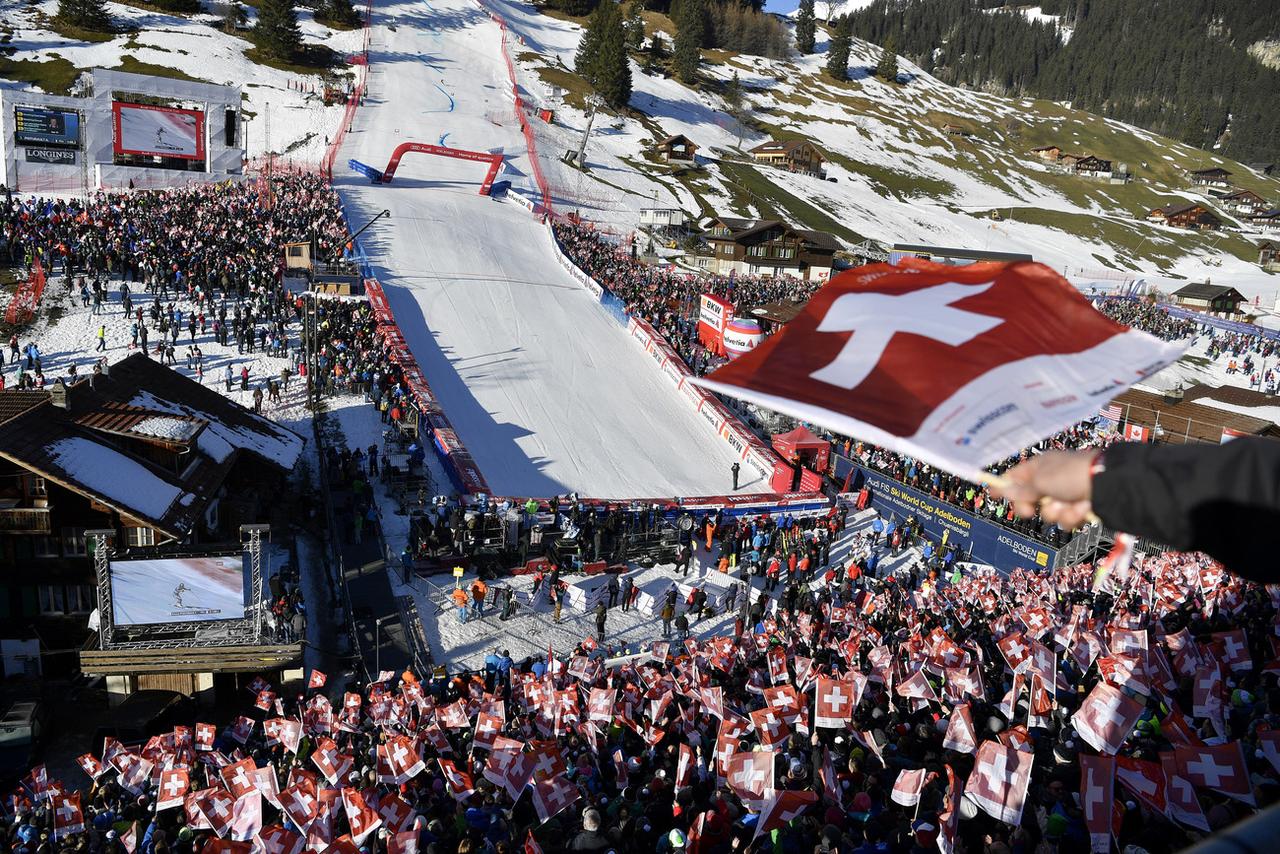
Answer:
[0,503,53,534]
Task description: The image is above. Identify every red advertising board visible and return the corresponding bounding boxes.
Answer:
[697,293,733,356]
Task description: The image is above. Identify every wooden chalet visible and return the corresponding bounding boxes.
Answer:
[1259,240,1280,272]
[1170,281,1246,315]
[1073,155,1113,178]
[749,139,826,177]
[1214,188,1269,217]
[1252,209,1280,234]
[1147,201,1223,231]
[1188,167,1233,188]
[0,354,304,676]
[655,134,698,164]
[704,217,839,280]
[1030,145,1062,161]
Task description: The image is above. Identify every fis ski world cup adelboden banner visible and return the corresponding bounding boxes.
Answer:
[112,102,205,161]
[111,556,246,625]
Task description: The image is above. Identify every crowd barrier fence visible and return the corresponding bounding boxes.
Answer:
[834,456,1060,573]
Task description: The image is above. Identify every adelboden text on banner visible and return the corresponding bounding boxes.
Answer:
[692,260,1185,482]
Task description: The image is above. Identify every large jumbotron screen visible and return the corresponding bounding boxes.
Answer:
[110,556,247,626]
[112,102,205,160]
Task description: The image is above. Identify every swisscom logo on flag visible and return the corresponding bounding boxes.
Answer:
[693,260,1185,481]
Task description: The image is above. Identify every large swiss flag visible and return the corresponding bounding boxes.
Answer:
[693,260,1184,480]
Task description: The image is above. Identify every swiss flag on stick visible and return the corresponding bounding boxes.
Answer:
[1079,754,1115,854]
[1174,743,1256,806]
[692,260,1184,481]
[965,741,1033,826]
[752,790,817,840]
[1071,681,1144,755]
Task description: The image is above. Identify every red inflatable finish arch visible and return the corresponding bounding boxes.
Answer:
[380,142,505,194]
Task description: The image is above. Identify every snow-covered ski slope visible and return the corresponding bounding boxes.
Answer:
[335,0,763,499]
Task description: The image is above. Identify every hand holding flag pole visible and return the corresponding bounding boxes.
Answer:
[692,258,1180,542]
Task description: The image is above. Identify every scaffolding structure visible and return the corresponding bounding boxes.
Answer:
[89,525,270,651]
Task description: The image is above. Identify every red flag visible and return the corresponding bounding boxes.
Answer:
[692,260,1183,480]
[937,765,962,854]
[749,707,791,747]
[438,758,477,802]
[120,822,138,854]
[378,793,415,833]
[257,825,304,854]
[531,774,581,823]
[308,670,328,689]
[1115,757,1167,813]
[814,677,856,729]
[53,793,85,839]
[1212,629,1250,672]
[388,831,420,854]
[158,769,190,811]
[196,788,237,838]
[965,741,1033,825]
[725,750,774,809]
[1174,742,1256,806]
[341,789,382,844]
[752,790,817,839]
[1159,752,1210,832]
[280,785,319,829]
[473,712,503,750]
[1079,754,1115,854]
[221,758,258,799]
[76,754,107,780]
[942,703,977,754]
[675,743,695,791]
[890,769,928,807]
[195,723,217,751]
[1071,681,1144,755]
[587,688,615,723]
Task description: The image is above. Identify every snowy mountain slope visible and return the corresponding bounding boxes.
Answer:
[332,0,764,498]
[0,0,363,164]
[474,0,1280,299]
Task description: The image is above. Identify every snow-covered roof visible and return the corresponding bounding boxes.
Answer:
[0,355,305,538]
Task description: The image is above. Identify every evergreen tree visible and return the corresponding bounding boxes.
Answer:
[624,0,646,49]
[321,0,361,28]
[593,1,633,107]
[876,34,898,81]
[825,17,851,80]
[254,0,302,59]
[649,31,667,59]
[794,0,815,54]
[57,0,112,32]
[575,1,607,78]
[673,0,704,83]
[559,0,598,17]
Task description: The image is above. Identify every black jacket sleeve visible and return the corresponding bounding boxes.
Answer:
[1091,437,1280,582]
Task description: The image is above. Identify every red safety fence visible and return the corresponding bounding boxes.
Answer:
[5,257,47,326]
[364,277,492,495]
[319,0,374,180]
[471,0,553,216]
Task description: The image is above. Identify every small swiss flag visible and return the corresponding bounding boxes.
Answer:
[693,260,1184,480]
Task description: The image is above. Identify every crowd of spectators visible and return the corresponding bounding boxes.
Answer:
[551,223,819,377]
[6,541,1277,854]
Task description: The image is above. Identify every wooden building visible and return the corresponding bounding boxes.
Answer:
[655,134,698,164]
[1147,201,1223,230]
[1169,282,1246,315]
[1030,145,1062,162]
[1214,188,1269,217]
[1111,386,1280,445]
[1188,167,1233,188]
[1259,240,1280,272]
[704,217,839,280]
[0,355,304,674]
[749,139,826,177]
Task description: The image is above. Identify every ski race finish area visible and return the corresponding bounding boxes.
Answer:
[334,0,770,499]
